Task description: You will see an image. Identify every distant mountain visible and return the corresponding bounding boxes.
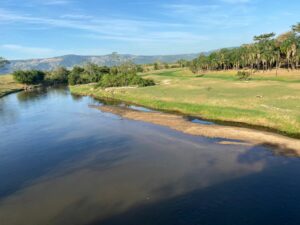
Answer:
[0,53,204,74]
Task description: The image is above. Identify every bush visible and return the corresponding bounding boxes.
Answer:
[45,67,69,84]
[68,65,110,85]
[68,66,84,85]
[13,70,45,85]
[237,71,251,80]
[136,65,144,73]
[97,74,155,88]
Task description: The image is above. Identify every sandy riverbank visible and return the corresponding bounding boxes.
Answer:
[95,105,300,156]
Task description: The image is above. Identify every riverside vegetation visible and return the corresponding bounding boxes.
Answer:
[70,68,300,138]
[188,23,300,74]
[0,58,24,97]
[0,75,23,97]
[10,63,155,88]
[2,23,300,138]
[70,23,300,138]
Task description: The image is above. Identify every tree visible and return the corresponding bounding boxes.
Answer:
[177,59,188,68]
[188,23,300,74]
[136,65,144,73]
[97,73,155,88]
[46,67,69,84]
[253,33,276,71]
[278,32,297,70]
[154,62,160,70]
[254,33,276,42]
[292,23,300,33]
[189,58,199,74]
[198,54,209,71]
[68,66,84,85]
[118,61,137,75]
[83,63,107,82]
[13,70,45,85]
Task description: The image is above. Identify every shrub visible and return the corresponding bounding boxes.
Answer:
[68,66,84,85]
[97,74,155,88]
[13,70,45,85]
[68,65,111,85]
[136,65,144,73]
[237,71,251,80]
[45,67,69,84]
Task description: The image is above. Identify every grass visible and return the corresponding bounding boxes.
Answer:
[0,75,23,98]
[70,68,300,138]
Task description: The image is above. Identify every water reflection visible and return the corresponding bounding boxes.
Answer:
[0,97,19,123]
[71,93,84,102]
[16,86,69,103]
[0,135,266,225]
[0,88,299,225]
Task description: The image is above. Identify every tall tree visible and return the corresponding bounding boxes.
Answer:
[188,24,300,74]
[292,23,300,33]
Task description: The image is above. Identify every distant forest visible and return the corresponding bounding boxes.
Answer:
[1,22,299,82]
[188,23,300,74]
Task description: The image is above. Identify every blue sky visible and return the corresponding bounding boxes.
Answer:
[0,0,299,59]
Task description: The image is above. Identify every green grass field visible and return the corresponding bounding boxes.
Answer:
[71,69,300,138]
[0,75,23,98]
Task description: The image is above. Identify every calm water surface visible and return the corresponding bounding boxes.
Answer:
[0,87,300,225]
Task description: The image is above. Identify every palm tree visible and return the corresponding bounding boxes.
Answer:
[253,33,276,71]
[292,23,300,33]
[279,32,298,70]
[189,23,300,74]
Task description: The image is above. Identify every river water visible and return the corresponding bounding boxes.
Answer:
[0,87,299,225]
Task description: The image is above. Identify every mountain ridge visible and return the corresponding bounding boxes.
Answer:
[0,52,205,74]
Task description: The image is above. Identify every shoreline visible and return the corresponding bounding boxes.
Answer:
[0,75,24,98]
[96,105,300,156]
[0,88,23,98]
[70,85,300,139]
[2,84,299,154]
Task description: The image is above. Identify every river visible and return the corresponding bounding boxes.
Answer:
[0,87,299,225]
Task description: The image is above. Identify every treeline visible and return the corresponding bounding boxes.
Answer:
[189,23,300,74]
[12,62,155,88]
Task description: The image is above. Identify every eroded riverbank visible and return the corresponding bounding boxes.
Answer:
[70,68,300,138]
[0,75,24,98]
[95,105,300,155]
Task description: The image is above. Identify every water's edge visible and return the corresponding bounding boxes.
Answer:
[70,89,300,139]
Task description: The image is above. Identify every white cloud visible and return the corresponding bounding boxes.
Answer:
[60,14,93,20]
[162,3,253,29]
[164,4,220,13]
[42,0,71,5]
[0,8,189,42]
[1,44,54,55]
[85,31,207,44]
[0,8,155,32]
[221,0,250,4]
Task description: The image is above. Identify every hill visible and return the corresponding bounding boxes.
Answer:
[0,53,202,74]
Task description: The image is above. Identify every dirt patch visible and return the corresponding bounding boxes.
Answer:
[96,105,300,156]
[162,80,171,85]
[104,86,138,92]
[217,141,251,146]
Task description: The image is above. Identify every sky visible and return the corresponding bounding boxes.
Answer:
[0,0,299,60]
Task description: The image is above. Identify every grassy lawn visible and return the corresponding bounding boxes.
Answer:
[70,69,300,138]
[0,75,23,98]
